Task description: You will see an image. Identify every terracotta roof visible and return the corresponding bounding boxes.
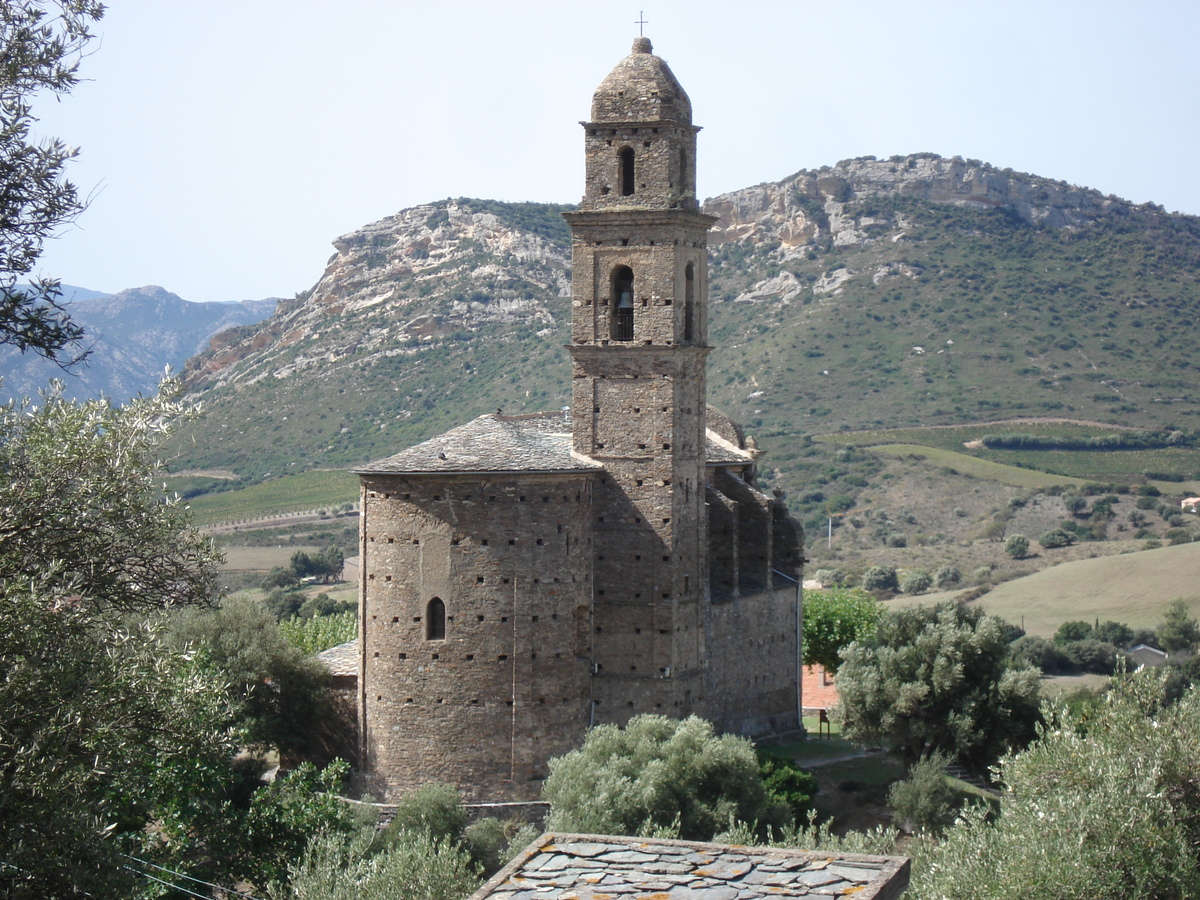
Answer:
[472,833,910,900]
[355,414,754,476]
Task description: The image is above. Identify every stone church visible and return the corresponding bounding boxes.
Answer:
[354,37,805,802]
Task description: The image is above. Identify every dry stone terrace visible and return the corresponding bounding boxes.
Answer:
[472,834,910,900]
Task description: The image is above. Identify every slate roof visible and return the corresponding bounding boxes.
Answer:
[354,414,600,476]
[316,639,358,678]
[355,413,754,476]
[471,833,910,900]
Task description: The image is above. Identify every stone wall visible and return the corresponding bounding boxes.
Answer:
[704,584,802,737]
[359,472,594,802]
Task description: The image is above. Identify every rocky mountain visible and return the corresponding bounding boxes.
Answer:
[0,286,277,402]
[172,155,1200,498]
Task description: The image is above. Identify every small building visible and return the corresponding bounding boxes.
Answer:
[470,833,910,900]
[1127,643,1169,669]
[801,663,839,715]
[1181,497,1200,514]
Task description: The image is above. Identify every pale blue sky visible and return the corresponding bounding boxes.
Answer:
[31,0,1200,304]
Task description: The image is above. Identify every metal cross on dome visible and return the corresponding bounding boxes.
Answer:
[636,11,648,35]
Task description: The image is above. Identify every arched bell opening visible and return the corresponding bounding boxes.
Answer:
[611,265,634,341]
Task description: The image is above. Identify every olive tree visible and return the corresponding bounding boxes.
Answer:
[912,673,1200,899]
[836,603,1041,773]
[544,714,791,841]
[0,0,105,362]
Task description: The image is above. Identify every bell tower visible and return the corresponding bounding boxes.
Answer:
[564,37,718,721]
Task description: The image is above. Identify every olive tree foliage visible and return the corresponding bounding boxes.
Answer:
[910,673,1200,900]
[836,604,1041,772]
[0,0,105,362]
[803,587,881,673]
[544,715,791,841]
[0,589,238,897]
[167,597,333,761]
[0,380,360,896]
[0,377,223,612]
[270,828,482,900]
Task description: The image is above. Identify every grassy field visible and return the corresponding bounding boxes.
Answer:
[867,444,1085,488]
[219,546,326,571]
[971,541,1200,636]
[184,470,358,525]
[817,422,1200,486]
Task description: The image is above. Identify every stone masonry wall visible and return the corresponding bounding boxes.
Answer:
[704,585,801,737]
[359,472,594,802]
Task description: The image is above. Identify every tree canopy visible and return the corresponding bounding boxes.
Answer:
[836,603,1041,772]
[0,0,105,362]
[0,379,354,895]
[803,587,881,673]
[911,673,1200,899]
[544,714,791,841]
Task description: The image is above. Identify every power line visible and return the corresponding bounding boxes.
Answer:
[121,854,264,900]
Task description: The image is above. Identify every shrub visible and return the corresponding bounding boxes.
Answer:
[887,753,960,834]
[544,715,791,841]
[381,783,467,845]
[1062,639,1122,674]
[861,566,899,592]
[1094,620,1134,649]
[757,751,819,821]
[1053,620,1094,644]
[1138,484,1162,497]
[1004,534,1030,559]
[934,566,962,589]
[261,566,300,591]
[970,567,993,585]
[812,568,846,588]
[885,533,908,548]
[1038,529,1074,549]
[901,569,933,594]
[1010,635,1070,673]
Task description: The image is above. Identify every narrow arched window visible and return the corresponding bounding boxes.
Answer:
[612,265,634,341]
[426,598,446,640]
[618,147,635,196]
[679,147,689,190]
[684,262,695,342]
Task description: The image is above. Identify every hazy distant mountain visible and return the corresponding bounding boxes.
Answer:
[170,154,1200,496]
[0,285,277,402]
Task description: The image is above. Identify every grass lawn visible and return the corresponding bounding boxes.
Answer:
[973,541,1200,636]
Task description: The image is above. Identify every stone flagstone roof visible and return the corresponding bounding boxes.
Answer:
[470,833,910,900]
[355,413,754,476]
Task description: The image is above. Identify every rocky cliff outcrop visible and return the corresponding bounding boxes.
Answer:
[184,200,572,391]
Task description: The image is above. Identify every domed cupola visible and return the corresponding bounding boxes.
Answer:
[578,37,700,211]
[590,37,692,125]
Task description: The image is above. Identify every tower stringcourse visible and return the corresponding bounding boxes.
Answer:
[353,37,805,804]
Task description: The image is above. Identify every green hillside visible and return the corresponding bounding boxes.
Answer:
[170,159,1200,543]
[971,541,1200,637]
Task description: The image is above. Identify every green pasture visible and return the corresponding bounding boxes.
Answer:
[973,541,1200,637]
[868,444,1084,488]
[183,470,358,526]
[220,545,326,571]
[817,421,1134,452]
[817,421,1200,486]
